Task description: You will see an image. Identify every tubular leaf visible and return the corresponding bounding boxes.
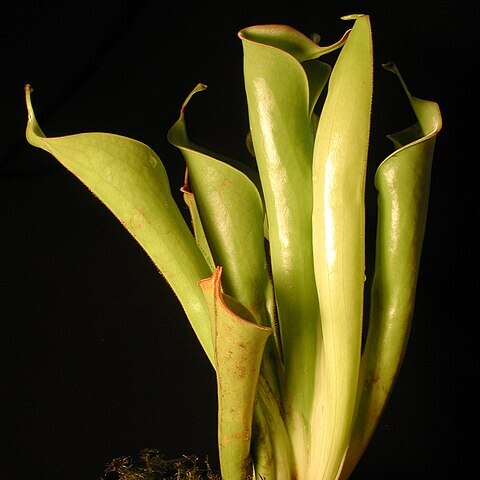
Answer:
[168,87,284,438]
[199,267,272,480]
[310,15,373,480]
[24,85,214,363]
[167,85,274,331]
[239,25,348,475]
[340,63,442,479]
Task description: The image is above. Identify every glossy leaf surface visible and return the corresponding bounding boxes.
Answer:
[25,16,442,479]
[340,63,442,479]
[310,15,373,480]
[240,26,347,474]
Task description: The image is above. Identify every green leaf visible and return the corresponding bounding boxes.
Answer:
[309,15,373,480]
[340,63,442,479]
[252,375,295,480]
[167,84,274,331]
[180,172,216,272]
[25,85,214,363]
[199,267,272,480]
[239,25,348,475]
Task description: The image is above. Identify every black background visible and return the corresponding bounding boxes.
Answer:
[1,1,474,479]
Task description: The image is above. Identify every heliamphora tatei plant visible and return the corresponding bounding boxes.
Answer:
[25,14,441,480]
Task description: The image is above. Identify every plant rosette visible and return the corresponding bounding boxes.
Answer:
[25,14,441,480]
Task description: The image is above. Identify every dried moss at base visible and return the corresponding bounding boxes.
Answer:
[103,449,233,480]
